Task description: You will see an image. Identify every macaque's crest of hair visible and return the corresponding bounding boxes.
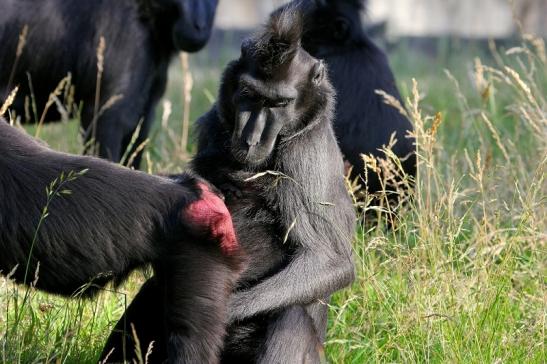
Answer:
[250,5,303,75]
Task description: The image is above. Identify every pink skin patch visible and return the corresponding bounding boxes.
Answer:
[183,183,239,256]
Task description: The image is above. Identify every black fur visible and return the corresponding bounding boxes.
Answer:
[0,0,218,168]
[0,119,241,363]
[277,0,416,198]
[103,8,356,363]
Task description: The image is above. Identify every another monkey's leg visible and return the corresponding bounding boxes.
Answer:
[257,306,325,364]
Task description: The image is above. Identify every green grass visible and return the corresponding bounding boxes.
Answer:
[1,36,545,363]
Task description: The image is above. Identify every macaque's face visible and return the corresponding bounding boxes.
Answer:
[229,44,326,166]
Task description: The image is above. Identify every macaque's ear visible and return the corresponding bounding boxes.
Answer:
[311,61,326,86]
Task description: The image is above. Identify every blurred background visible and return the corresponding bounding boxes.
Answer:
[215,0,547,38]
[206,0,547,61]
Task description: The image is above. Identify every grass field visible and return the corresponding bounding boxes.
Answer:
[1,35,545,363]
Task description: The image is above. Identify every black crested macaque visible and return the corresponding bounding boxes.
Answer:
[277,0,416,201]
[101,7,356,364]
[0,0,218,168]
[0,119,242,363]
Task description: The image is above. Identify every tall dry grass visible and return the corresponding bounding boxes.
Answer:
[327,34,545,363]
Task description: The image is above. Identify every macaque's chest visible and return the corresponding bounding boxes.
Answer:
[226,188,289,286]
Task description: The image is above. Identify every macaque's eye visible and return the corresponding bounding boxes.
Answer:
[264,98,292,108]
[240,89,261,105]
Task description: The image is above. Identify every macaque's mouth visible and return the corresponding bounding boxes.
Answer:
[231,107,283,166]
[230,138,274,166]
